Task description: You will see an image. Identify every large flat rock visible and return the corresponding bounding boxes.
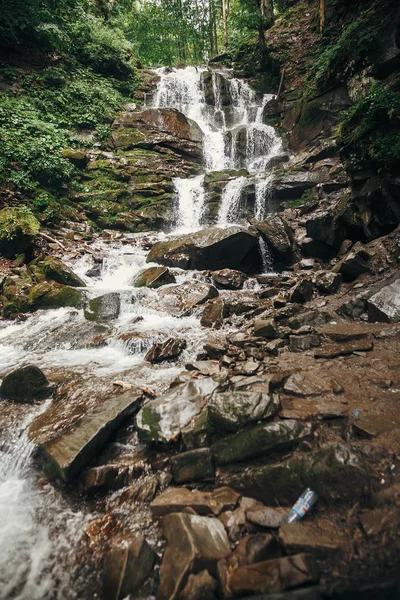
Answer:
[30,393,141,481]
[146,226,260,272]
[367,279,400,323]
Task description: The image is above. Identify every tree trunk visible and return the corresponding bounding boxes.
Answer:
[320,0,326,34]
[222,0,228,50]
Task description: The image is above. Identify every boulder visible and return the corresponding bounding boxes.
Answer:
[315,271,342,294]
[289,279,314,303]
[220,444,373,505]
[278,520,345,555]
[102,536,155,599]
[0,365,50,402]
[180,570,218,600]
[84,292,121,322]
[332,241,371,281]
[289,334,320,352]
[146,226,260,273]
[158,283,219,315]
[61,148,89,168]
[283,372,335,397]
[171,448,215,484]
[145,337,186,363]
[246,506,287,529]
[367,279,400,323]
[133,266,176,288]
[30,393,141,481]
[268,171,321,200]
[151,486,240,518]
[111,108,204,162]
[314,338,373,358]
[211,269,247,290]
[250,216,295,263]
[0,207,40,258]
[136,380,218,444]
[253,318,277,338]
[40,257,86,288]
[200,299,228,329]
[213,420,312,465]
[157,512,230,600]
[208,391,280,433]
[227,553,318,595]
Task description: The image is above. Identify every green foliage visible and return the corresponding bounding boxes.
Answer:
[0,206,40,240]
[338,84,400,173]
[0,65,125,192]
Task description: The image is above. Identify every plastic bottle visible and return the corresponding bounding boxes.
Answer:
[286,488,318,523]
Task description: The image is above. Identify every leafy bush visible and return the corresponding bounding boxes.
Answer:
[0,206,40,240]
[338,84,400,173]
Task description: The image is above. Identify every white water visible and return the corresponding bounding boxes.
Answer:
[152,66,282,234]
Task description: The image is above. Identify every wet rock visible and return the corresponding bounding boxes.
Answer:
[287,310,331,330]
[30,393,141,481]
[360,508,400,536]
[278,520,345,555]
[0,364,50,402]
[270,171,322,199]
[146,226,259,273]
[171,448,215,484]
[332,241,371,281]
[201,299,228,329]
[145,337,187,363]
[83,464,126,492]
[203,341,226,360]
[253,318,277,339]
[157,512,230,600]
[250,216,295,264]
[102,536,155,599]
[367,279,400,323]
[136,380,217,444]
[314,338,373,358]
[213,420,312,466]
[158,283,219,315]
[289,279,314,304]
[151,486,240,518]
[208,391,280,433]
[246,506,287,529]
[220,444,372,505]
[289,334,320,352]
[84,292,121,322]
[211,269,247,290]
[133,266,176,289]
[315,271,342,295]
[40,257,86,288]
[180,571,218,600]
[227,553,318,596]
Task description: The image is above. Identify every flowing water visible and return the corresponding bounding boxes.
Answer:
[0,66,283,597]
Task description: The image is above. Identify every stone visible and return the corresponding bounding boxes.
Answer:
[278,520,345,554]
[289,334,320,352]
[211,269,247,290]
[315,271,342,295]
[332,241,371,281]
[213,420,312,466]
[367,279,400,323]
[84,292,121,322]
[0,206,40,258]
[353,414,399,439]
[250,216,295,263]
[61,148,89,168]
[158,283,219,315]
[201,299,228,329]
[180,571,218,600]
[136,380,218,444]
[151,486,240,518]
[30,393,141,481]
[287,310,331,330]
[289,279,314,304]
[41,257,86,287]
[203,341,226,359]
[227,554,318,595]
[157,513,230,600]
[283,372,334,397]
[0,364,50,402]
[171,448,215,484]
[133,266,176,288]
[279,396,348,420]
[146,226,259,273]
[102,536,155,600]
[145,337,186,363]
[208,391,280,433]
[253,318,277,339]
[360,508,400,537]
[314,338,373,358]
[246,506,287,529]
[318,322,373,342]
[220,444,372,505]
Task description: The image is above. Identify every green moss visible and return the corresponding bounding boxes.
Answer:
[0,206,40,258]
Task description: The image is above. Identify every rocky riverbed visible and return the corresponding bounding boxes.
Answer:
[0,64,400,600]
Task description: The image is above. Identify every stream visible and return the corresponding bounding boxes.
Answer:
[0,66,283,598]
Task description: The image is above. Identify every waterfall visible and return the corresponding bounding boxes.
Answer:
[152,67,282,238]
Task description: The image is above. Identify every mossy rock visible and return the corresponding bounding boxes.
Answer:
[133,266,176,289]
[0,365,50,403]
[84,292,121,322]
[61,149,89,168]
[0,207,40,259]
[41,257,86,288]
[28,281,85,311]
